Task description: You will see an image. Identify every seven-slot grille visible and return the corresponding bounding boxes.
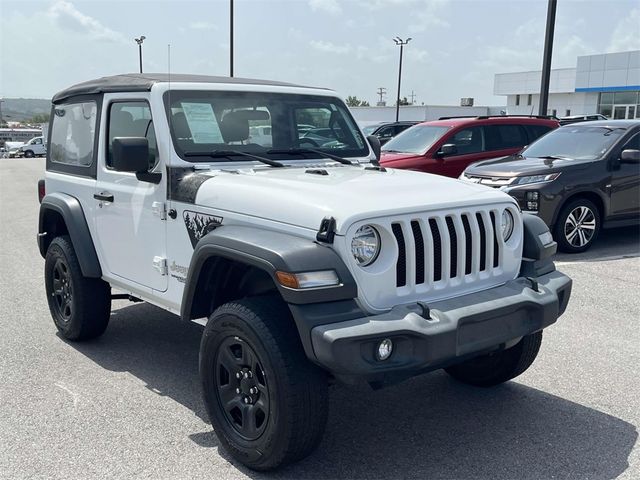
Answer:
[391,210,502,288]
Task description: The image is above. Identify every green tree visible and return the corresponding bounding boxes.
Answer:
[29,113,50,124]
[345,96,370,107]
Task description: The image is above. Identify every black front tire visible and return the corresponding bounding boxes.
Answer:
[445,332,543,387]
[24,150,34,158]
[44,236,111,341]
[554,198,601,253]
[200,297,328,471]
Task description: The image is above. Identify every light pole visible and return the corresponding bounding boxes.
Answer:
[135,36,146,73]
[393,37,411,122]
[538,0,557,116]
[230,0,234,77]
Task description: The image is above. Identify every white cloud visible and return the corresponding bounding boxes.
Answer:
[309,0,342,15]
[310,40,352,54]
[608,8,640,52]
[189,21,218,31]
[48,1,126,43]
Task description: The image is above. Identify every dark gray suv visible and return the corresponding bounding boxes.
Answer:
[461,120,640,252]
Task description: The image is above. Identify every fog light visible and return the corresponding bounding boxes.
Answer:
[376,338,393,361]
[525,191,539,211]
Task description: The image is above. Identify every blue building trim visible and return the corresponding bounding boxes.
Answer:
[575,85,640,93]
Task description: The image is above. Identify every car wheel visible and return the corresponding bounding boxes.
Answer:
[24,150,34,158]
[554,198,601,253]
[445,332,542,387]
[44,235,111,340]
[200,297,328,471]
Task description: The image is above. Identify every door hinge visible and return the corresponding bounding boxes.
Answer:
[152,201,167,220]
[153,256,168,276]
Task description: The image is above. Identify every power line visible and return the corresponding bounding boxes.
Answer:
[376,87,387,104]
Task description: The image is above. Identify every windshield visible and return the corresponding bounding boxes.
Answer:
[164,91,368,161]
[522,126,626,160]
[381,125,449,154]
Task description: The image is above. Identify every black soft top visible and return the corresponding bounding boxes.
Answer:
[52,73,322,104]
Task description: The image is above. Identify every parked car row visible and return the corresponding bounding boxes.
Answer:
[372,114,640,252]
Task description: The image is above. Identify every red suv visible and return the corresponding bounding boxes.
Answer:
[380,116,559,178]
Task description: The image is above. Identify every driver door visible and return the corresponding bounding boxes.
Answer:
[93,98,168,292]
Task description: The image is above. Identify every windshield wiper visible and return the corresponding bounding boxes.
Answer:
[266,148,354,165]
[184,149,285,168]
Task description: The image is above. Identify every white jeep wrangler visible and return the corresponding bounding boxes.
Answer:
[38,74,572,471]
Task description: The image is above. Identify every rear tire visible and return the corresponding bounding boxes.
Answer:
[44,235,111,340]
[445,331,543,387]
[200,297,328,471]
[554,198,600,253]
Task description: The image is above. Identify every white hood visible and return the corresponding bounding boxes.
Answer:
[194,165,517,234]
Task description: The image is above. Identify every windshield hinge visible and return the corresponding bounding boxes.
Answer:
[316,216,336,244]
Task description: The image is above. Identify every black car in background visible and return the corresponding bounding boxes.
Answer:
[362,121,420,145]
[559,114,608,126]
[461,120,640,252]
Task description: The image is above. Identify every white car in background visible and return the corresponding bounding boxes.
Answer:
[20,136,47,157]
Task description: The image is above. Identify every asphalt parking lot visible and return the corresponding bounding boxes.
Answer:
[1,157,639,480]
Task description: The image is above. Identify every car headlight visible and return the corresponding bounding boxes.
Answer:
[501,210,514,241]
[351,225,380,267]
[513,172,560,186]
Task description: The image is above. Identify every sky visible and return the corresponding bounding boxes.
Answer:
[1,0,639,105]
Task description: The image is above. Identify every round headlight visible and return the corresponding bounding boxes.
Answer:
[501,210,514,241]
[351,225,380,267]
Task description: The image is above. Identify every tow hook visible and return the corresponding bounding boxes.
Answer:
[417,301,431,320]
[526,277,540,292]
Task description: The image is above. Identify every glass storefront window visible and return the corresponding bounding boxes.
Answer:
[614,91,638,105]
[600,92,614,105]
[598,105,613,118]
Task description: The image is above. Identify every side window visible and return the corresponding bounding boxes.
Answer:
[377,126,395,137]
[524,125,552,143]
[50,102,97,166]
[485,124,527,151]
[447,126,484,155]
[33,138,42,145]
[108,101,157,169]
[621,133,640,151]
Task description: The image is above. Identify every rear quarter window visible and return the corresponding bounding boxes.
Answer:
[50,101,97,166]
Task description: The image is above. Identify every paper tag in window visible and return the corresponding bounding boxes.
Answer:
[181,102,223,143]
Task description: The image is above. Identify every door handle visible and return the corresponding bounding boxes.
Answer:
[94,192,114,202]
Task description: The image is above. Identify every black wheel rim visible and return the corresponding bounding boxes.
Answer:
[52,258,73,322]
[564,205,596,248]
[214,336,270,441]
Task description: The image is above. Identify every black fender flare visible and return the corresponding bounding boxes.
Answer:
[38,193,102,278]
[181,226,358,320]
[181,226,360,361]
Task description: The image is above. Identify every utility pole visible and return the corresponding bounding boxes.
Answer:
[538,0,557,116]
[376,87,387,104]
[0,99,4,126]
[135,36,146,73]
[409,90,416,105]
[230,0,234,77]
[393,37,411,122]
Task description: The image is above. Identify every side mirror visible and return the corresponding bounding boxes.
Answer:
[367,135,381,162]
[620,149,640,164]
[112,137,149,173]
[437,144,457,157]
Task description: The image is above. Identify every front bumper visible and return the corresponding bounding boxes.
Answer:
[311,270,571,379]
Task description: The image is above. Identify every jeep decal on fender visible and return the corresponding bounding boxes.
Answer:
[183,210,223,248]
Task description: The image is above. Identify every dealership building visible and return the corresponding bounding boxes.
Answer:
[494,50,640,119]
